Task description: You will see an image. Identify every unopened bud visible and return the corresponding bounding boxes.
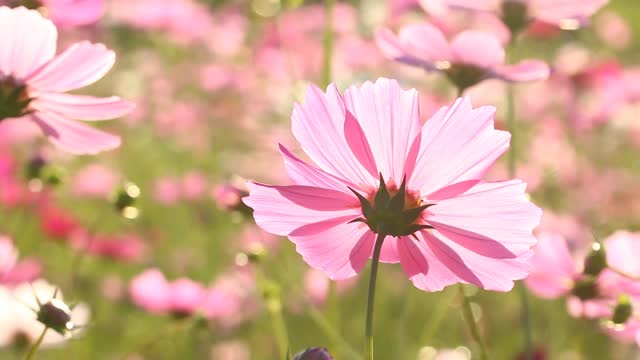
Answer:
[583,242,607,276]
[37,299,73,335]
[293,347,334,360]
[612,295,633,325]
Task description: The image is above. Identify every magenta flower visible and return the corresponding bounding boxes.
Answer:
[0,7,134,154]
[244,78,541,292]
[376,23,550,92]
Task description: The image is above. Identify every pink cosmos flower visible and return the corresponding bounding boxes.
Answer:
[0,7,134,154]
[244,78,541,292]
[423,0,608,30]
[0,235,42,286]
[71,164,119,199]
[42,0,105,28]
[129,269,206,316]
[376,23,549,91]
[0,236,17,276]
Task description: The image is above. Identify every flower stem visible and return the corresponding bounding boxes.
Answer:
[23,327,47,360]
[321,0,335,88]
[364,233,386,360]
[458,285,489,360]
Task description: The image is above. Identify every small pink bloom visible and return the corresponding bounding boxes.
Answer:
[39,204,80,240]
[129,268,171,314]
[181,171,208,201]
[595,11,632,50]
[41,0,105,28]
[244,78,542,292]
[1,258,43,286]
[376,23,549,91]
[169,278,206,315]
[76,232,147,263]
[153,178,181,205]
[71,164,119,199]
[0,7,134,154]
[526,233,576,298]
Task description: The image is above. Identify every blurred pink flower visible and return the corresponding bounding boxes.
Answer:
[71,164,120,199]
[0,236,17,276]
[203,268,256,328]
[376,23,549,91]
[244,78,541,292]
[595,11,632,50]
[212,183,246,211]
[41,0,105,28]
[304,268,358,306]
[0,235,43,287]
[423,0,608,29]
[71,231,147,263]
[39,204,80,240]
[181,171,208,201]
[526,233,576,298]
[153,177,182,205]
[0,7,134,154]
[130,269,207,317]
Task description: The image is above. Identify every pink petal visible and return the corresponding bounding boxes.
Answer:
[129,268,171,313]
[26,41,115,93]
[379,236,400,263]
[0,7,57,79]
[32,93,135,120]
[243,182,360,236]
[290,220,375,280]
[494,60,550,82]
[525,233,576,298]
[605,231,640,278]
[31,112,121,154]
[450,31,505,68]
[342,78,422,185]
[427,229,533,291]
[397,233,462,292]
[279,144,354,193]
[291,84,377,187]
[410,97,510,196]
[427,180,541,258]
[43,0,106,28]
[530,0,608,25]
[443,0,499,12]
[375,24,451,71]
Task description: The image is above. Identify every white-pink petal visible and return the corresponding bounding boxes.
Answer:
[450,31,505,68]
[410,97,510,196]
[525,233,576,298]
[32,93,135,121]
[26,41,115,93]
[494,60,550,83]
[343,78,422,185]
[243,182,360,236]
[0,7,57,79]
[291,84,377,187]
[30,112,121,154]
[279,144,354,193]
[375,24,451,71]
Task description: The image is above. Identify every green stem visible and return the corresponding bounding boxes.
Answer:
[23,327,47,360]
[321,0,335,88]
[458,285,489,360]
[268,298,289,358]
[364,233,385,360]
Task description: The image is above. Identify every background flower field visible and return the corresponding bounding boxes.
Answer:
[1,0,640,359]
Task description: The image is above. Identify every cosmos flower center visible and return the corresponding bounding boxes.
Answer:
[0,74,32,121]
[444,64,487,94]
[349,175,434,238]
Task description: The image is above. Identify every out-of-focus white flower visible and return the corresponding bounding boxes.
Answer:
[0,279,90,348]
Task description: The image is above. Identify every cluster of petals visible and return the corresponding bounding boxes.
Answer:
[0,6,134,154]
[376,22,549,90]
[244,78,542,292]
[153,171,209,205]
[422,0,609,28]
[129,268,254,325]
[526,231,640,345]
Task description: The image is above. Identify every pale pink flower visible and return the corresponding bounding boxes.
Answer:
[71,164,120,199]
[129,268,172,314]
[170,278,206,315]
[0,236,17,276]
[423,0,608,29]
[244,78,541,292]
[595,11,632,50]
[0,7,134,154]
[181,171,208,201]
[153,178,181,205]
[41,0,105,28]
[376,23,549,91]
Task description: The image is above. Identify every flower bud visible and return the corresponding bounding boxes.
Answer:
[112,182,141,218]
[571,276,598,300]
[293,348,333,360]
[37,299,73,335]
[612,295,633,325]
[583,242,607,276]
[501,0,529,35]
